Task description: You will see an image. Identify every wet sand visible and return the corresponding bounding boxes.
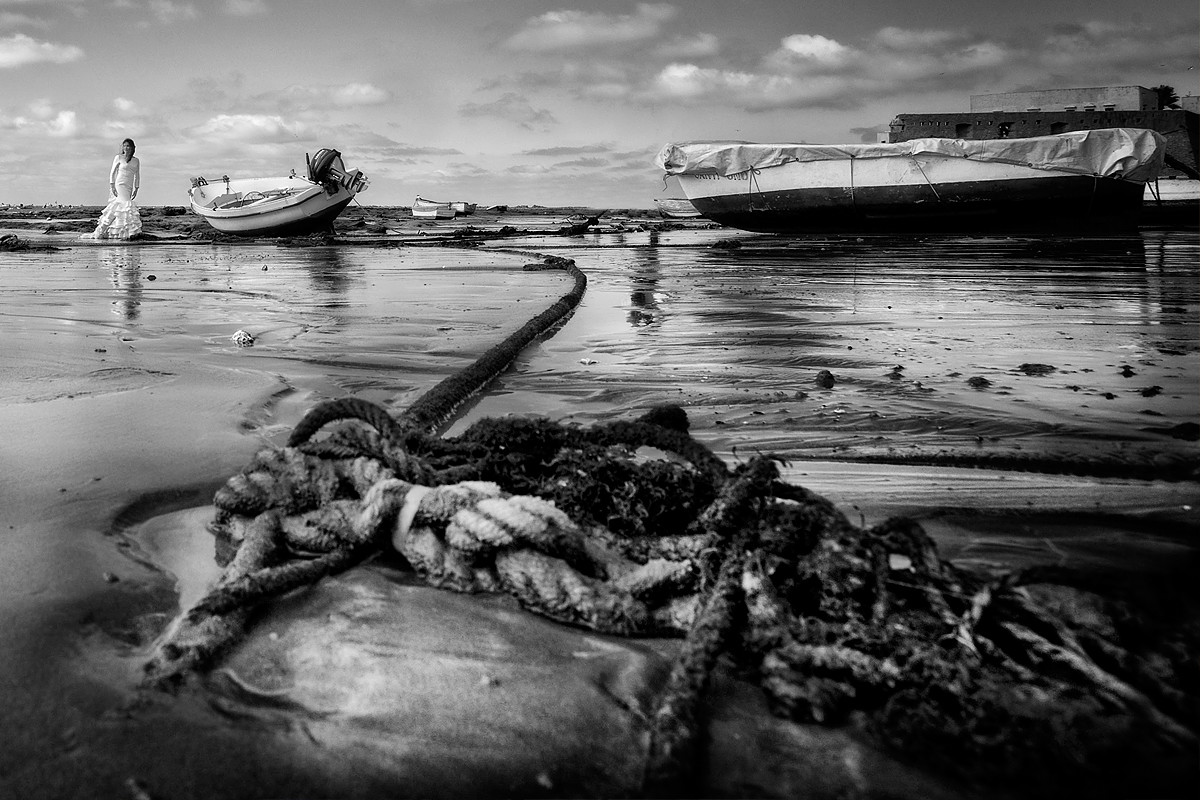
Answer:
[1,207,1197,798]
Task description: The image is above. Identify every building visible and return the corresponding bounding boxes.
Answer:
[889,86,1199,178]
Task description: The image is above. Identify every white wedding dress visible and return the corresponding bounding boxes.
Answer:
[83,155,142,240]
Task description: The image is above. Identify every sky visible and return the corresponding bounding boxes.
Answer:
[1,0,1197,208]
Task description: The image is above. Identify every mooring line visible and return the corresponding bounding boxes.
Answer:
[142,241,1196,800]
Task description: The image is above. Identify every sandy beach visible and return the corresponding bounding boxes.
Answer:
[1,206,1197,798]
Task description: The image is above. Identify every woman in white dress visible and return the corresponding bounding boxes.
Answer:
[83,138,142,240]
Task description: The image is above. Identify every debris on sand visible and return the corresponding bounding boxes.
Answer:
[0,233,57,251]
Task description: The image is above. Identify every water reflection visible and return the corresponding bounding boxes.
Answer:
[628,230,662,328]
[102,248,143,320]
[684,231,1200,327]
[693,232,1153,272]
[288,245,356,298]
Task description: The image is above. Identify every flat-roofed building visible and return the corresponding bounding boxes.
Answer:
[970,86,1157,113]
[889,86,1199,177]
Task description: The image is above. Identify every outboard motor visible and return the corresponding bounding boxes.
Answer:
[307,148,341,184]
[306,148,369,195]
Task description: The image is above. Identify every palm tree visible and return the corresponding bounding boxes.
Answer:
[1151,84,1180,110]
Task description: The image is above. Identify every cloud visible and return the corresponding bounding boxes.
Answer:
[0,0,86,7]
[147,0,197,25]
[505,163,553,175]
[0,100,79,138]
[263,82,392,109]
[379,143,462,158]
[656,32,719,60]
[521,144,612,156]
[431,161,491,180]
[223,0,267,15]
[637,20,1193,113]
[552,157,609,169]
[1035,21,1197,79]
[331,83,390,106]
[44,109,77,136]
[503,3,676,52]
[0,32,82,68]
[651,63,760,101]
[178,73,247,112]
[0,12,48,30]
[185,113,310,144]
[871,26,965,51]
[767,33,852,71]
[459,92,557,131]
[487,16,1195,119]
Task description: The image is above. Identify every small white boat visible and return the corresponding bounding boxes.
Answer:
[188,149,368,236]
[412,197,456,219]
[450,201,477,215]
[653,198,703,219]
[656,128,1165,233]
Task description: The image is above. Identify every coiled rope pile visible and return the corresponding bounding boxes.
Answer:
[142,254,1197,798]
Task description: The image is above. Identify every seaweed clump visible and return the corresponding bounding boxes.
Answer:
[145,398,1198,800]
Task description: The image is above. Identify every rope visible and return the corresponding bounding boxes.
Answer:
[910,156,942,201]
[850,155,856,208]
[401,256,586,435]
[141,248,1199,799]
[743,167,763,213]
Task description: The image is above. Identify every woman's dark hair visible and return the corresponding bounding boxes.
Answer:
[122,138,136,160]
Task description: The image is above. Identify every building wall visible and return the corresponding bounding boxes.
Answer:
[888,110,1199,177]
[970,86,1156,113]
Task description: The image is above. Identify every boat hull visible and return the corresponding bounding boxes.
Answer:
[677,156,1147,233]
[654,198,704,219]
[412,206,455,219]
[412,197,457,219]
[189,150,366,236]
[190,181,354,235]
[660,129,1164,234]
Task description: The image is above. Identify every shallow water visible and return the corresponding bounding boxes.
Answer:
[9,228,1196,469]
[1,222,1197,798]
[466,230,1199,468]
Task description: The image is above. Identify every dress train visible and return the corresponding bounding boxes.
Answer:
[82,186,142,240]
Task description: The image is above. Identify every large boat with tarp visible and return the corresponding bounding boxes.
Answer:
[655,128,1165,233]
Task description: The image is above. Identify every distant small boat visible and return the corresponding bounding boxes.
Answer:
[412,196,456,219]
[188,148,368,236]
[450,201,477,215]
[654,198,703,219]
[656,128,1166,233]
[561,213,604,226]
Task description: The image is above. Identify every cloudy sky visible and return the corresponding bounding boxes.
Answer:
[2,0,1196,207]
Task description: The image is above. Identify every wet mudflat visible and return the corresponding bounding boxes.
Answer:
[0,215,1197,798]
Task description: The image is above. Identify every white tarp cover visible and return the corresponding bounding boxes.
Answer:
[656,128,1165,183]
